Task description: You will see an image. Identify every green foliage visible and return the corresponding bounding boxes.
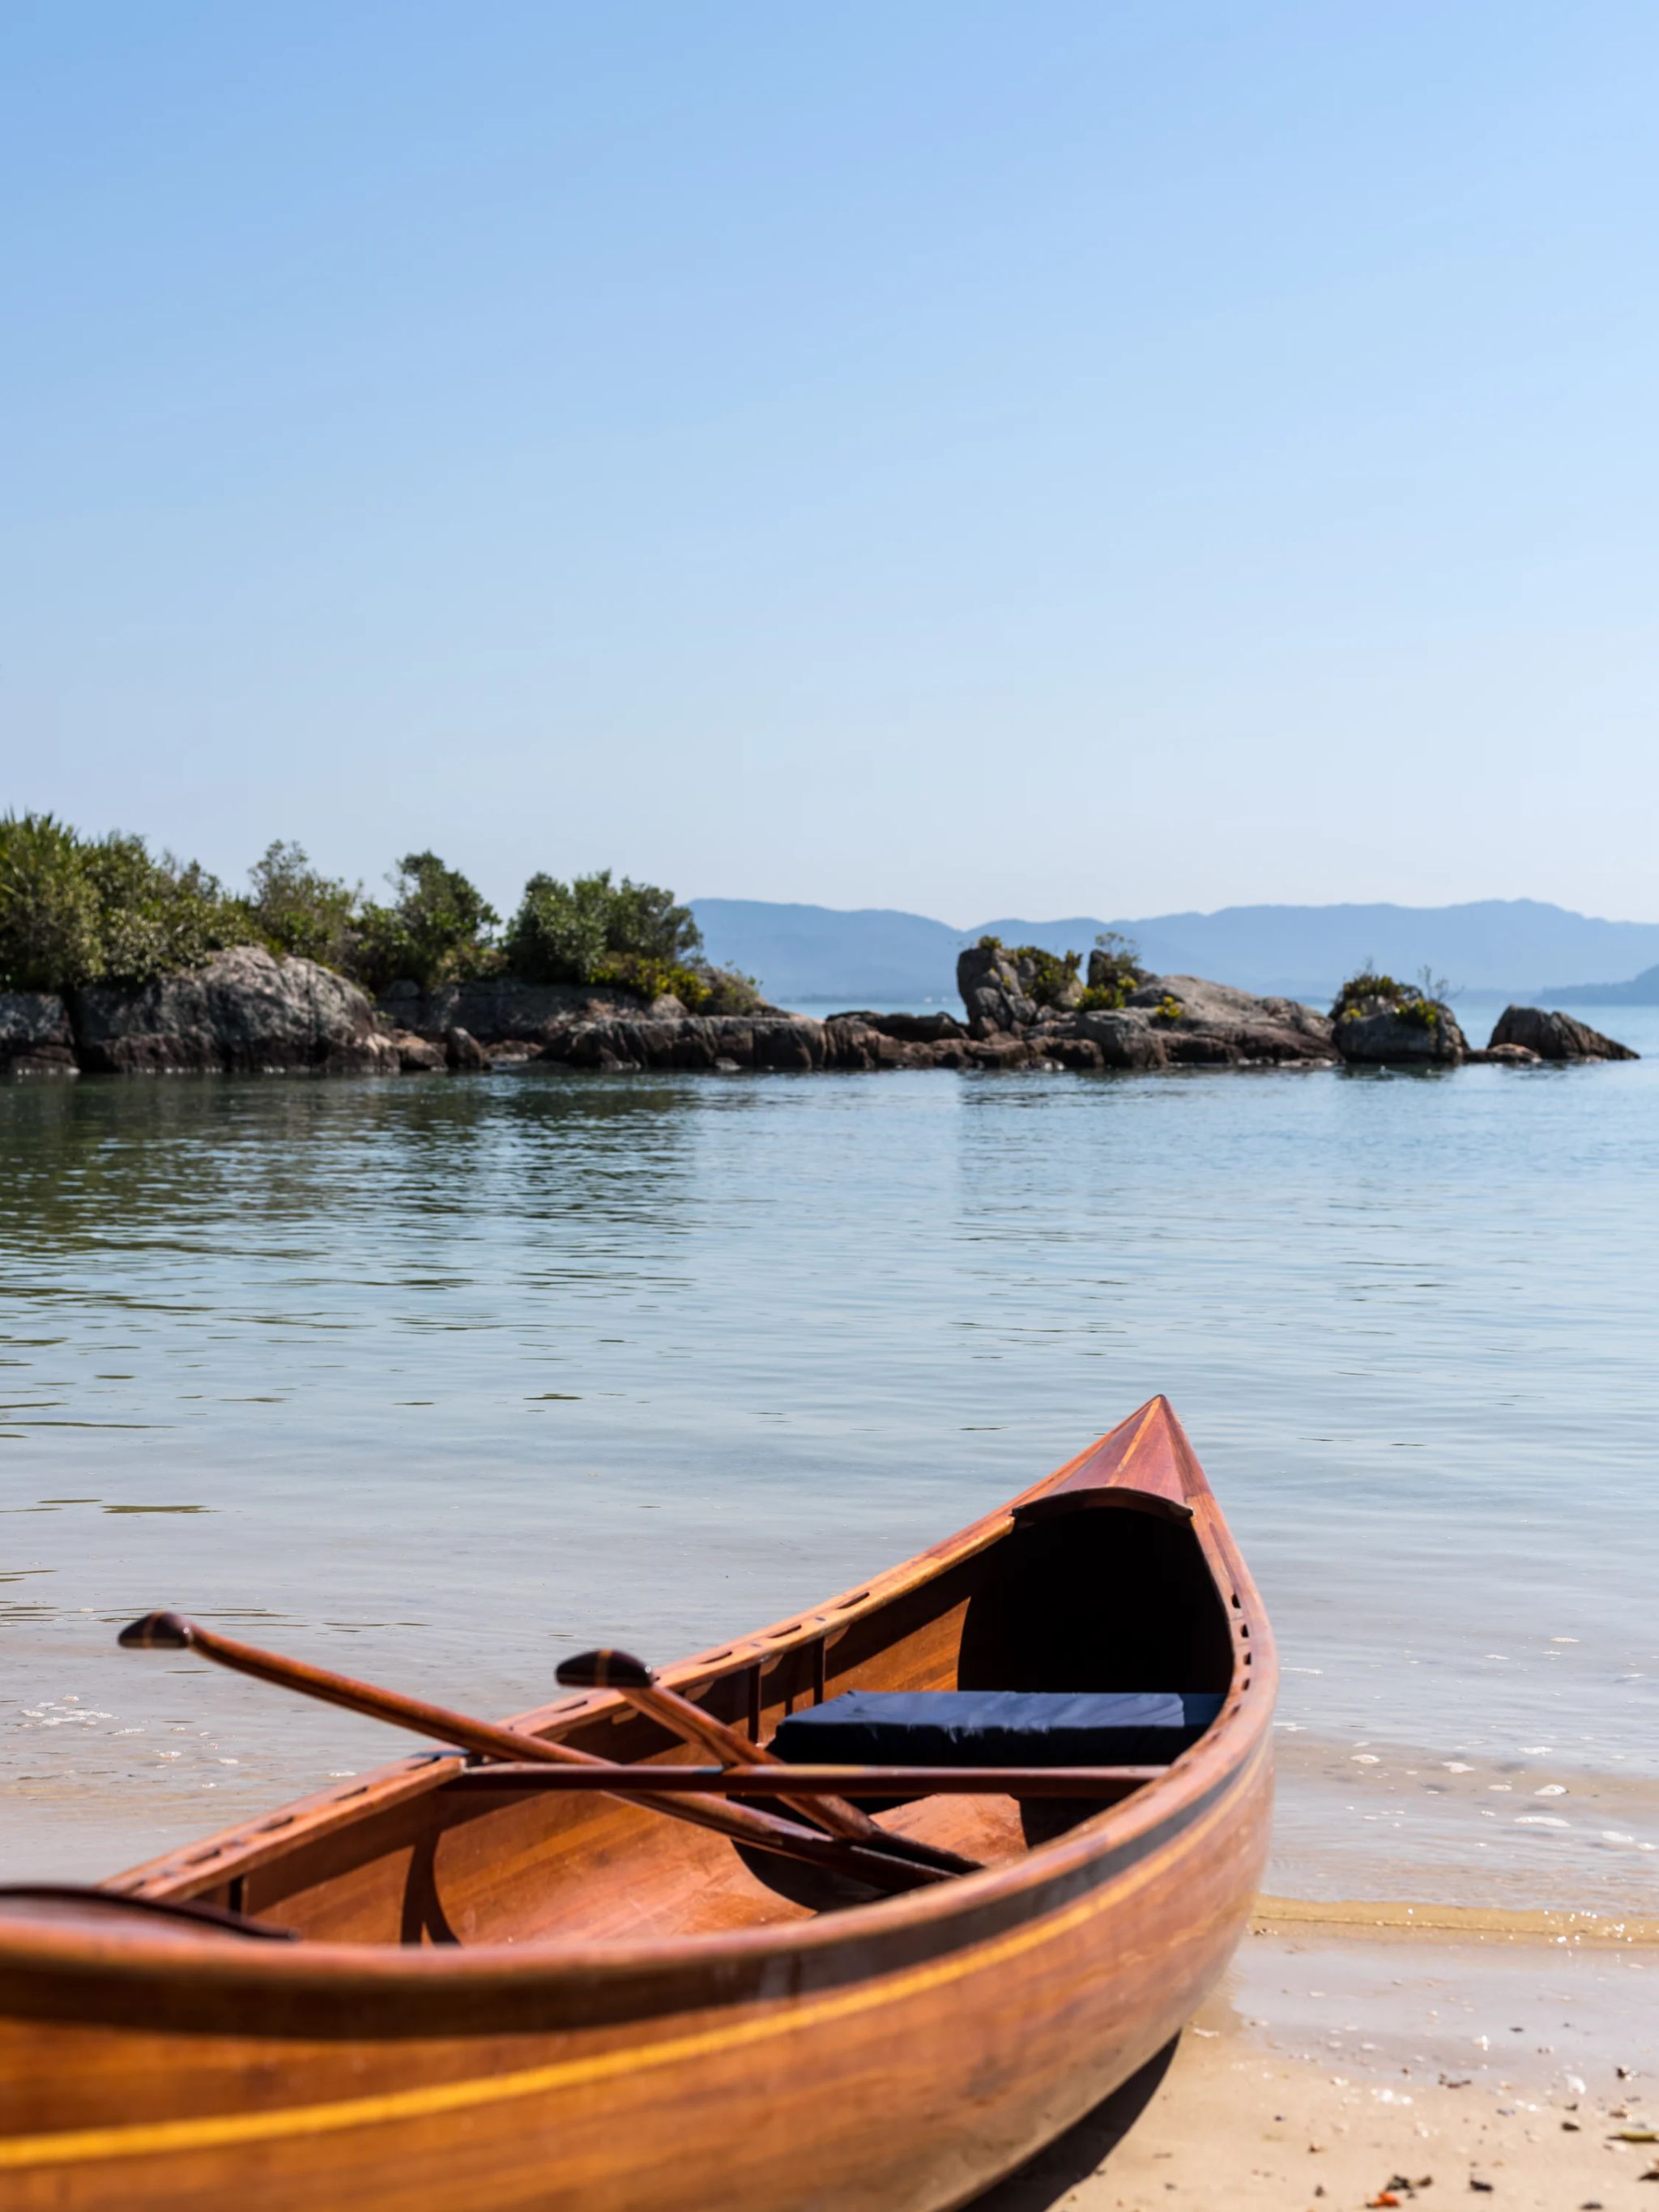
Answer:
[0,812,103,990]
[503,869,703,990]
[245,842,360,970]
[591,951,709,1009]
[1332,962,1444,1030]
[0,812,241,993]
[84,835,242,983]
[693,964,766,1016]
[1076,931,1143,1012]
[1152,994,1184,1023]
[1005,944,1081,1008]
[976,933,1003,951]
[356,852,500,993]
[1,817,719,1012]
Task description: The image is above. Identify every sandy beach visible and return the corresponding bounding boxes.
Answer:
[977,1903,1659,2211]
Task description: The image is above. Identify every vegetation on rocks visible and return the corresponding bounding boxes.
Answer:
[501,869,760,1011]
[0,813,244,992]
[1078,931,1144,1012]
[0,815,732,1009]
[1331,963,1448,1031]
[245,842,361,972]
[353,852,501,994]
[503,869,698,987]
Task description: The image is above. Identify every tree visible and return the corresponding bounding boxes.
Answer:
[0,812,103,991]
[502,869,702,985]
[245,841,360,970]
[355,851,499,991]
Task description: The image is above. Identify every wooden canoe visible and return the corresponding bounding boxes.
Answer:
[0,1395,1275,2210]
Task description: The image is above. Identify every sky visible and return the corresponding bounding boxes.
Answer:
[3,2,1657,926]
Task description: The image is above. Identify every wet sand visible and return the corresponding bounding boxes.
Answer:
[976,1905,1659,2211]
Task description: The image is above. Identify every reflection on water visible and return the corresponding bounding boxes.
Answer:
[3,1019,1657,1908]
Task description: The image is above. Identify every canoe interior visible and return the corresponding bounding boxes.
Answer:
[130,1498,1236,1951]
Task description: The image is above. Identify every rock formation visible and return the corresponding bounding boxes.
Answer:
[73,948,399,1076]
[0,991,78,1076]
[5,939,1636,1083]
[952,948,1335,1068]
[1330,984,1467,1067]
[1486,1005,1638,1061]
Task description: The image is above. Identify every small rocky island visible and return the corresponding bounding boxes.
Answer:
[0,939,1639,1080]
[0,818,1639,1078]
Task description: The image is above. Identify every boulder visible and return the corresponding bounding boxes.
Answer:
[1487,1006,1638,1062]
[1467,1042,1543,1066]
[955,944,1038,1038]
[1333,994,1467,1067]
[1060,976,1334,1069]
[1072,1009,1169,1069]
[388,1031,445,1072]
[75,947,399,1076]
[444,1025,490,1072]
[1,991,75,1074]
[1125,975,1335,1064]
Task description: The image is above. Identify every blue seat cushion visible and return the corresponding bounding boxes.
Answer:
[769,1690,1224,1768]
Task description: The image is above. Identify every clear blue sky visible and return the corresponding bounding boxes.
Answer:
[4,2,1656,924]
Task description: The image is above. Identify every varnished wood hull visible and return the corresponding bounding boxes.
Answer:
[0,1398,1275,2210]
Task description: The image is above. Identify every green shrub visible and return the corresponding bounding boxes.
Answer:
[86,835,243,983]
[245,841,360,970]
[503,869,703,990]
[1332,962,1445,1030]
[355,852,500,994]
[1075,931,1143,1012]
[1000,945,1080,1008]
[0,813,243,993]
[693,963,766,1016]
[0,812,104,991]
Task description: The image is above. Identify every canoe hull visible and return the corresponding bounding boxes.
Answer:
[0,1396,1277,2210]
[0,1743,1268,2210]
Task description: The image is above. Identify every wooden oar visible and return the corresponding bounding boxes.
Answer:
[117,1612,949,1895]
[557,1647,980,1875]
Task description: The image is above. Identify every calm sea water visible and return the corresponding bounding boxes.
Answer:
[4,1012,1657,1914]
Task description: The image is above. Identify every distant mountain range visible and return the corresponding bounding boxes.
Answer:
[689,897,1659,1008]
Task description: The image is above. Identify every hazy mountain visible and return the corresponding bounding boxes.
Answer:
[1549,962,1659,1007]
[690,897,1659,1008]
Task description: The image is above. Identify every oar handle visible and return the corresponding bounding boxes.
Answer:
[122,1613,599,1771]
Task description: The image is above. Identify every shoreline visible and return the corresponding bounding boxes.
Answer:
[975,1914,1659,2210]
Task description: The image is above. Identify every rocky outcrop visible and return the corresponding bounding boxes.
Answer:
[548,1015,831,1073]
[387,1030,446,1072]
[1053,975,1335,1068]
[74,948,399,1076]
[444,1025,489,1072]
[1333,995,1467,1067]
[953,948,1333,1068]
[0,991,78,1076]
[956,944,1038,1037]
[1467,1042,1542,1066]
[530,1009,1048,1074]
[376,976,683,1046]
[825,1010,966,1044]
[1487,1006,1638,1062]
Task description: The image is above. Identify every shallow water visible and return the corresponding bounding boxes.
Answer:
[3,1012,1657,1912]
